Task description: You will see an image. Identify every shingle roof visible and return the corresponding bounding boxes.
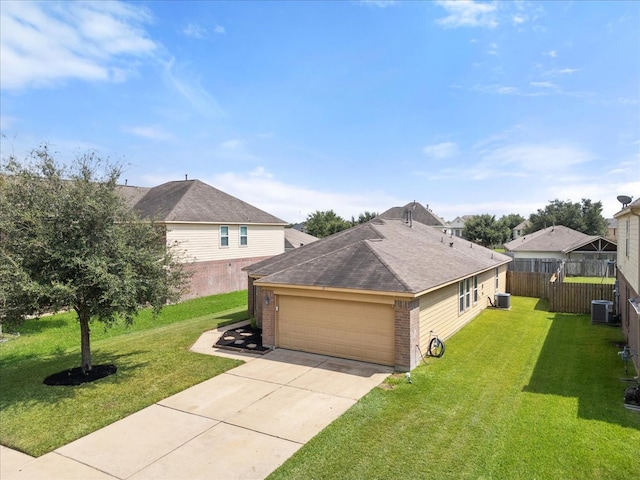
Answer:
[380,201,447,227]
[284,228,318,249]
[115,185,151,209]
[248,219,511,294]
[124,180,286,224]
[503,225,615,253]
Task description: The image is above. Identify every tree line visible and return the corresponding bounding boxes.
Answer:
[302,198,609,246]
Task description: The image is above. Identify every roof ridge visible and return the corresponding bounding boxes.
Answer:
[362,240,412,292]
[166,180,195,219]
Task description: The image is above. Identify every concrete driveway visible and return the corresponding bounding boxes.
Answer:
[2,326,392,480]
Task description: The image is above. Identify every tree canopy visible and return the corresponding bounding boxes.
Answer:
[462,213,525,247]
[0,147,187,373]
[524,198,607,236]
[304,210,352,238]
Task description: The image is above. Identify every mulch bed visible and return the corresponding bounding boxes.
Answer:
[215,325,270,353]
[44,364,117,386]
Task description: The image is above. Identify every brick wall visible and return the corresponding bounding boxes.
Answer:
[261,289,276,347]
[181,256,271,299]
[394,299,420,371]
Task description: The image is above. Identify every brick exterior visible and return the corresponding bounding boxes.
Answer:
[261,289,276,348]
[181,256,272,300]
[394,299,420,371]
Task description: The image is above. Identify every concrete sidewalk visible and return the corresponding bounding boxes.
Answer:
[1,323,392,480]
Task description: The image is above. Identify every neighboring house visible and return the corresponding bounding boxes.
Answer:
[512,220,529,240]
[380,201,448,230]
[245,218,511,371]
[284,228,318,251]
[503,225,617,275]
[448,215,475,237]
[607,218,618,242]
[615,198,640,375]
[118,179,287,299]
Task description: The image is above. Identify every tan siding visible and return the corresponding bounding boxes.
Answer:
[618,213,639,293]
[418,268,505,351]
[166,224,284,262]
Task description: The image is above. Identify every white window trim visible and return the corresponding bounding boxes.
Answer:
[239,225,248,247]
[220,225,229,248]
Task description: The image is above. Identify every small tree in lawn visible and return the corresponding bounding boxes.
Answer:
[0,146,187,374]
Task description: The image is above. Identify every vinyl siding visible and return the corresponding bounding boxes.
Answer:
[166,223,284,262]
[511,251,566,260]
[618,213,639,293]
[418,266,506,351]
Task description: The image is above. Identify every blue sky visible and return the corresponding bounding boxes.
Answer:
[1,1,638,223]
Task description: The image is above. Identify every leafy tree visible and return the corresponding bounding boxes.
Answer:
[524,198,607,236]
[350,211,379,226]
[498,213,526,241]
[0,147,187,373]
[463,214,509,248]
[305,210,351,238]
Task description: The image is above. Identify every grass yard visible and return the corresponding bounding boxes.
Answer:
[0,291,248,457]
[269,296,640,480]
[564,276,616,285]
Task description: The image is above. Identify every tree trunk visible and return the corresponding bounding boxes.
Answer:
[76,308,92,374]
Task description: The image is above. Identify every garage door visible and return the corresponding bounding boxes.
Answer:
[278,295,395,366]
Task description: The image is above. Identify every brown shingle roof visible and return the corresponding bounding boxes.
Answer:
[380,201,446,227]
[127,179,286,224]
[503,225,608,253]
[248,219,511,294]
[284,228,318,249]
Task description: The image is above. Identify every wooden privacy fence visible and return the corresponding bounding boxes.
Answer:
[506,271,615,314]
[547,282,615,314]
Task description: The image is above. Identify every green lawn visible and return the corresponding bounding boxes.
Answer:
[0,291,248,457]
[564,276,616,284]
[269,297,640,480]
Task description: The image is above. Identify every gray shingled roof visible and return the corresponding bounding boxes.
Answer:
[115,185,151,209]
[124,179,286,224]
[284,228,318,249]
[248,219,511,294]
[380,201,447,227]
[504,225,615,253]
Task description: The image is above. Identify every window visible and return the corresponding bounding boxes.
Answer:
[473,276,478,304]
[625,219,630,257]
[240,226,248,246]
[495,267,499,290]
[465,278,471,309]
[459,277,477,313]
[220,225,229,247]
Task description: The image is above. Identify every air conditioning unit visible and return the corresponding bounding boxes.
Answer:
[591,300,613,323]
[495,293,511,309]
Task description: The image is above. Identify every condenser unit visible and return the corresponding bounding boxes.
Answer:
[495,293,511,309]
[591,300,612,323]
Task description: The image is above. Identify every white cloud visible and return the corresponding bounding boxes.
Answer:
[530,81,556,88]
[423,141,459,159]
[435,0,498,29]
[472,142,595,180]
[544,67,578,76]
[0,1,157,90]
[512,14,526,25]
[125,125,173,141]
[182,22,207,39]
[162,58,224,117]
[213,25,226,34]
[141,168,402,222]
[546,50,558,58]
[358,1,397,8]
[221,139,242,150]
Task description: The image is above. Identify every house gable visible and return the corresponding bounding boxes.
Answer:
[130,179,286,225]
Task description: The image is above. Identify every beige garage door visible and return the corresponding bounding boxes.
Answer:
[278,295,395,366]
